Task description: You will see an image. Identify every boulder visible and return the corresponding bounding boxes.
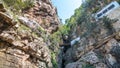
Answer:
[0,12,15,25]
[105,38,118,53]
[95,63,107,68]
[105,54,117,66]
[18,16,40,29]
[63,48,74,66]
[115,32,120,40]
[110,45,120,58]
[80,51,99,64]
[65,62,84,68]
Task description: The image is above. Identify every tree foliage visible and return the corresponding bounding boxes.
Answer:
[63,0,117,38]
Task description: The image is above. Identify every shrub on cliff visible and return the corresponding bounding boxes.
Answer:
[2,0,34,12]
[51,52,58,68]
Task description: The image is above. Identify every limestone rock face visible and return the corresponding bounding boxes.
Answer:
[61,1,120,68]
[0,0,60,68]
[23,0,60,33]
[80,51,99,64]
[65,62,84,68]
[107,7,120,32]
[94,63,107,68]
[63,24,120,68]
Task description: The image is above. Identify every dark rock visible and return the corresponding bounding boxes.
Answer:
[112,63,120,68]
[0,3,6,12]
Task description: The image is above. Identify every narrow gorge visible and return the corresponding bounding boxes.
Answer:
[0,0,120,68]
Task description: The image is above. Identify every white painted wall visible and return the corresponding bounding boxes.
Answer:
[95,1,120,20]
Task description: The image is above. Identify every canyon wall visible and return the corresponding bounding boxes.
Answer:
[0,0,60,68]
[61,0,120,68]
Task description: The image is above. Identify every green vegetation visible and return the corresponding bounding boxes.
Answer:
[2,0,34,13]
[2,0,118,68]
[49,24,72,68]
[50,32,61,44]
[51,52,58,68]
[63,0,118,38]
[18,24,31,31]
[1,0,35,26]
[103,17,115,34]
[92,7,99,13]
[117,0,120,4]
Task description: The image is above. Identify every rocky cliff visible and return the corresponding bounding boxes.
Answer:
[1,0,120,68]
[0,0,60,68]
[60,0,120,68]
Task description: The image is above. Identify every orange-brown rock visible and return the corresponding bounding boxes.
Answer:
[23,0,60,33]
[0,0,60,68]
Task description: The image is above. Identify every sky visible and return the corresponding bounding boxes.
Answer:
[51,0,82,24]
